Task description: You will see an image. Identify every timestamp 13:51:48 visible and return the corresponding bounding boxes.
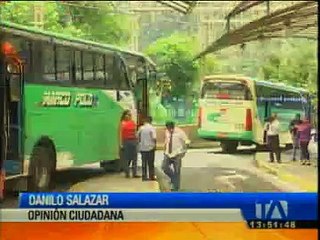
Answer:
[248,220,296,229]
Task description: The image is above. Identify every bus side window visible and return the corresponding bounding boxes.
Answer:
[75,50,82,81]
[105,53,116,89]
[95,54,104,82]
[119,62,130,90]
[42,43,56,82]
[82,52,94,81]
[56,46,71,82]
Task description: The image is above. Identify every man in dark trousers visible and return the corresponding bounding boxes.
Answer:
[289,113,302,161]
[162,121,190,191]
[137,116,157,181]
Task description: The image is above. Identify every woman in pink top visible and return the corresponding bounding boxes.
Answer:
[297,118,312,165]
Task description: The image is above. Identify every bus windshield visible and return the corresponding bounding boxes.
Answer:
[201,81,252,100]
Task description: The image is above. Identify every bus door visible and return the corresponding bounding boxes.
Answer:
[129,58,149,127]
[1,51,8,186]
[4,57,24,176]
[264,101,271,120]
[136,59,149,127]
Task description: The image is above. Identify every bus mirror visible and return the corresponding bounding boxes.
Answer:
[9,74,22,102]
[6,62,22,102]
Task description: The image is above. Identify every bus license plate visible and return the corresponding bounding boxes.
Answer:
[217,133,227,138]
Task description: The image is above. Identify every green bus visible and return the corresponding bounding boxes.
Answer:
[0,21,156,196]
[198,75,311,153]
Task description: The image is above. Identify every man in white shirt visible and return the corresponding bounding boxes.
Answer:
[162,121,190,191]
[267,113,281,163]
[138,116,157,181]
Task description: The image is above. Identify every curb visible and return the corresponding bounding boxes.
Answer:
[255,157,317,192]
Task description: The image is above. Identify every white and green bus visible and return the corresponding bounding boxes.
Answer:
[0,21,156,197]
[197,75,311,153]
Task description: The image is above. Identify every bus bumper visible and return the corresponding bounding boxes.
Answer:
[197,129,253,141]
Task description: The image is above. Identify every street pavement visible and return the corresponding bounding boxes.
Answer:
[66,146,305,193]
[154,147,304,192]
[2,144,316,208]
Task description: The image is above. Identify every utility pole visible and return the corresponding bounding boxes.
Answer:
[33,2,44,29]
[129,15,140,51]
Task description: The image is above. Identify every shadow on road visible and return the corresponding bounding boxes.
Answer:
[53,167,106,191]
[207,149,256,155]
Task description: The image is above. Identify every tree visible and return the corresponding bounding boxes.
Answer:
[62,1,130,46]
[0,1,130,46]
[0,2,84,37]
[261,39,317,93]
[145,33,200,97]
[202,55,222,76]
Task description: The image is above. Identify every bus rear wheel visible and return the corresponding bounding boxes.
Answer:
[220,141,238,153]
[28,145,55,192]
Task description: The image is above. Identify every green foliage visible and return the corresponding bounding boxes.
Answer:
[65,2,130,45]
[2,2,56,30]
[216,39,317,99]
[202,55,223,76]
[261,40,317,94]
[145,33,200,97]
[0,1,130,45]
[0,1,33,25]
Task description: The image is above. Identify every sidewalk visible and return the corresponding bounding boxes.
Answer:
[69,172,160,192]
[254,150,318,192]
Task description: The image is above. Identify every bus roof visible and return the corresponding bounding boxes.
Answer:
[203,75,308,94]
[0,21,155,66]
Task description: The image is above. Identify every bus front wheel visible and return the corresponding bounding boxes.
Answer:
[28,145,56,192]
[220,141,238,153]
[100,159,122,173]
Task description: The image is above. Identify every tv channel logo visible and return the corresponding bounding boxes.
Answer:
[255,200,288,220]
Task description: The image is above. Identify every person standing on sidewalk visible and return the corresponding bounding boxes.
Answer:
[138,116,157,181]
[267,113,281,163]
[297,118,312,166]
[289,113,302,161]
[121,110,139,178]
[162,121,190,191]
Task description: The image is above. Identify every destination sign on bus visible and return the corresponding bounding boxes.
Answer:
[257,97,307,103]
[41,91,98,107]
[42,91,71,107]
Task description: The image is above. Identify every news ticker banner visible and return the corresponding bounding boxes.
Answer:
[3,192,316,228]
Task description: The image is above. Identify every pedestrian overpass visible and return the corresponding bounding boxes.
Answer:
[195,1,317,58]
